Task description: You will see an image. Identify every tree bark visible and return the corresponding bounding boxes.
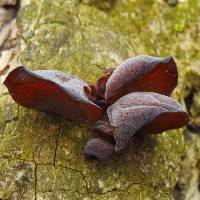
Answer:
[1,0,200,199]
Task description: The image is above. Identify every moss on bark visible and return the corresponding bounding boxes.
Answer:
[1,0,200,199]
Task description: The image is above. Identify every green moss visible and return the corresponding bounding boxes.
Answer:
[81,0,116,11]
[2,0,200,199]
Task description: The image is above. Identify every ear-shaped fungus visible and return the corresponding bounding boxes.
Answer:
[107,92,189,152]
[84,138,115,161]
[105,56,178,104]
[4,66,103,123]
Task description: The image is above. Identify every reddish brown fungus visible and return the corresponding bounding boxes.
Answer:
[107,92,189,152]
[136,112,189,136]
[96,69,114,99]
[94,120,114,136]
[87,82,97,98]
[3,55,189,161]
[4,66,103,123]
[95,99,108,110]
[105,56,178,104]
[84,138,115,161]
[94,120,115,144]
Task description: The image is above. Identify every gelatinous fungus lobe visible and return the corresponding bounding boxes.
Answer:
[96,68,114,99]
[105,56,178,104]
[94,120,115,144]
[84,138,115,161]
[107,92,189,152]
[4,66,103,123]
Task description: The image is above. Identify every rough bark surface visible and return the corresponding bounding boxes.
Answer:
[0,0,16,6]
[1,0,200,199]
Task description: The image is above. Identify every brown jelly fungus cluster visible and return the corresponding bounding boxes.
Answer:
[4,55,189,161]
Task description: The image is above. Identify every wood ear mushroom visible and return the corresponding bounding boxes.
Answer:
[107,92,189,152]
[105,56,178,104]
[4,66,103,123]
[84,138,115,161]
[85,92,189,159]
[3,55,189,161]
[84,56,189,160]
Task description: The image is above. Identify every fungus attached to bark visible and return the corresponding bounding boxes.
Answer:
[3,55,189,161]
[107,92,189,152]
[105,56,178,104]
[84,138,115,161]
[84,92,189,160]
[4,66,103,123]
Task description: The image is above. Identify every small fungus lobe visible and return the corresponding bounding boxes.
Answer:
[84,138,115,161]
[96,69,113,99]
[94,120,115,144]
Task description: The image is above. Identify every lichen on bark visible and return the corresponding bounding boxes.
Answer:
[1,0,200,199]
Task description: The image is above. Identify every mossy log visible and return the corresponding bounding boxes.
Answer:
[1,0,200,199]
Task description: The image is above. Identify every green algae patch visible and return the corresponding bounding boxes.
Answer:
[36,164,88,197]
[2,0,200,199]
